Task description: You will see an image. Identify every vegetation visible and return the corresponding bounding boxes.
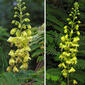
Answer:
[46,0,85,85]
[0,0,44,85]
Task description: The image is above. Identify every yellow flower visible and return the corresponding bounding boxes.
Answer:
[66,60,72,64]
[9,58,15,65]
[71,30,73,34]
[7,37,14,43]
[13,66,19,72]
[27,25,31,29]
[65,34,68,39]
[62,69,67,78]
[22,24,26,29]
[27,30,31,36]
[77,31,80,35]
[18,23,21,28]
[61,36,65,42]
[67,18,70,21]
[14,15,17,18]
[63,72,67,78]
[75,24,79,30]
[58,63,66,68]
[10,28,16,35]
[24,46,31,51]
[73,37,80,42]
[21,31,27,37]
[59,55,64,59]
[64,26,67,29]
[24,18,30,22]
[11,20,15,24]
[73,80,78,85]
[78,20,81,24]
[7,66,11,72]
[25,13,30,16]
[23,55,31,62]
[69,67,75,73]
[64,28,67,33]
[16,30,20,37]
[9,50,15,57]
[20,63,28,70]
[16,57,22,63]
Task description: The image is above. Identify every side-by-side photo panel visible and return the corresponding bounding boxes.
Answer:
[0,0,44,85]
[46,0,85,85]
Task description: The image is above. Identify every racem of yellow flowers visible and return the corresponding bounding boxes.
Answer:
[7,0,32,73]
[58,2,80,85]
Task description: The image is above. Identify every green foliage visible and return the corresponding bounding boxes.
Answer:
[0,72,19,85]
[0,26,9,41]
[31,24,44,63]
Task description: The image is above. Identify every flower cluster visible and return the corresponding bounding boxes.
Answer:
[7,0,32,72]
[58,2,80,85]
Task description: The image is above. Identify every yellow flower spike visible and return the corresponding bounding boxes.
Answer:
[13,66,19,72]
[27,25,31,29]
[9,50,15,57]
[9,58,15,65]
[73,80,78,85]
[59,4,80,84]
[69,67,75,73]
[10,28,16,35]
[7,66,11,72]
[7,0,32,72]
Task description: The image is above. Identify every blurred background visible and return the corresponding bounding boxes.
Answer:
[0,0,44,73]
[46,0,85,85]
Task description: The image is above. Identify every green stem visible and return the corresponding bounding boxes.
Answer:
[67,73,69,85]
[19,0,23,35]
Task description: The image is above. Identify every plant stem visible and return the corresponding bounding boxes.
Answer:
[67,73,69,85]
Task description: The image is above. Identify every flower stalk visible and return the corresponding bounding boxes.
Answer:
[58,2,80,85]
[7,0,32,73]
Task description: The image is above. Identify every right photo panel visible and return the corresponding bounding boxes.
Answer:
[46,0,85,85]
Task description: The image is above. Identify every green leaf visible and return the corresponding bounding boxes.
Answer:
[0,72,19,85]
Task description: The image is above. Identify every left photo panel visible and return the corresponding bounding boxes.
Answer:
[0,0,44,85]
